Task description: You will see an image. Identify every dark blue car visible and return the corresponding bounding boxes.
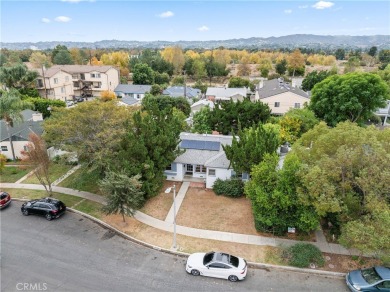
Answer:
[346,266,390,291]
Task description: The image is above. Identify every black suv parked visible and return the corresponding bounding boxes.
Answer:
[21,198,66,221]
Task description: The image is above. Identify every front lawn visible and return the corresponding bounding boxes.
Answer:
[22,163,73,184]
[58,165,103,195]
[0,166,33,183]
[73,200,104,219]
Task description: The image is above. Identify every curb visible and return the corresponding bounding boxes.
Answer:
[11,198,346,278]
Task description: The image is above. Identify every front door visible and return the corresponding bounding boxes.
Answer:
[185,164,193,176]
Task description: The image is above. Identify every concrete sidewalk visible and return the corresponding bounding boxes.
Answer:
[164,181,189,223]
[1,182,359,256]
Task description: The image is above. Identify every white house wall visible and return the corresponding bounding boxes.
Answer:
[206,168,232,189]
[260,92,309,115]
[165,162,184,182]
[44,71,74,101]
[0,141,29,160]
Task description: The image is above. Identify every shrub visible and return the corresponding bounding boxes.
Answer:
[212,178,244,197]
[283,243,325,268]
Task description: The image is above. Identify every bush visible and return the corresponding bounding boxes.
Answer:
[212,178,244,197]
[283,243,325,268]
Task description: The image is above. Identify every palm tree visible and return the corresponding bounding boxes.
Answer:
[0,63,38,90]
[0,89,33,160]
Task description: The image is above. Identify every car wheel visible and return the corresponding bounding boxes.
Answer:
[22,209,29,216]
[45,213,53,221]
[191,269,200,276]
[228,275,238,282]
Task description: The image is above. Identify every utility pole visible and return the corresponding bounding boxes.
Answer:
[42,65,48,99]
[183,70,186,98]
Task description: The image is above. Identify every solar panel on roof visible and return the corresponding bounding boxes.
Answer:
[180,139,220,151]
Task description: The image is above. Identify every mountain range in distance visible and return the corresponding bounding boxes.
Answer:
[2,34,389,50]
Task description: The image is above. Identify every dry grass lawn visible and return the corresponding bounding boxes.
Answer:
[140,181,182,220]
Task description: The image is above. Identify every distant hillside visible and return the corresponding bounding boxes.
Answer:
[1,34,389,50]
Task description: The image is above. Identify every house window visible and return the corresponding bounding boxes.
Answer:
[137,94,141,99]
[65,76,69,82]
[36,79,43,87]
[72,74,79,79]
[274,102,280,107]
[294,103,301,109]
[54,78,58,84]
[195,165,207,173]
[91,73,101,78]
[93,82,101,88]
[73,81,79,88]
[208,169,216,176]
[1,146,8,151]
[166,164,172,171]
[61,87,65,93]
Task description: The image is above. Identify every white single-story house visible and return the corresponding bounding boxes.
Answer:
[164,133,249,188]
[206,87,247,102]
[190,99,215,115]
[163,86,201,101]
[374,100,390,125]
[114,84,152,100]
[0,110,44,160]
[255,78,310,115]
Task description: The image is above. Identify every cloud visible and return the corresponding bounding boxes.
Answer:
[158,11,174,18]
[41,18,51,23]
[284,9,292,14]
[55,16,72,22]
[198,25,209,32]
[299,5,308,9]
[312,1,334,9]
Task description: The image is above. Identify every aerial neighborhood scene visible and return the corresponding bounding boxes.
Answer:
[1,0,390,291]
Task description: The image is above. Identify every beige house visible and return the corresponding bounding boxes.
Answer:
[35,67,74,101]
[206,87,247,102]
[35,65,120,101]
[255,78,310,115]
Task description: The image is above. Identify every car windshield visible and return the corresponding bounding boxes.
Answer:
[361,268,382,284]
[229,255,239,268]
[0,193,8,199]
[203,252,214,265]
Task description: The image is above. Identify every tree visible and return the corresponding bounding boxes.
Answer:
[100,90,116,102]
[21,133,53,196]
[245,153,319,235]
[228,77,254,90]
[118,104,183,197]
[368,46,378,57]
[209,99,271,135]
[334,48,345,60]
[294,122,390,246]
[0,89,33,160]
[100,172,144,222]
[0,63,38,90]
[310,72,389,126]
[192,59,207,80]
[192,107,212,134]
[287,49,305,77]
[43,100,133,171]
[132,63,154,85]
[275,59,287,75]
[160,46,185,75]
[142,95,190,116]
[343,56,360,73]
[150,84,163,96]
[205,56,229,85]
[193,80,207,93]
[223,123,280,174]
[53,50,74,65]
[154,72,170,85]
[29,52,52,68]
[378,50,390,68]
[257,58,272,78]
[301,70,335,91]
[0,154,6,172]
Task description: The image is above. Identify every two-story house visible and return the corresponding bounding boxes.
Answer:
[34,67,74,102]
[254,78,310,115]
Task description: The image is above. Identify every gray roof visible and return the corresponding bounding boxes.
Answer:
[257,78,309,99]
[119,96,139,106]
[163,86,201,98]
[114,84,152,94]
[33,67,65,78]
[51,65,116,74]
[1,110,44,142]
[174,133,233,168]
[206,87,247,99]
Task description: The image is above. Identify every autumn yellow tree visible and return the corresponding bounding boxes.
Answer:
[29,52,52,68]
[100,51,129,69]
[161,46,185,74]
[287,49,305,76]
[100,90,117,102]
[91,56,103,66]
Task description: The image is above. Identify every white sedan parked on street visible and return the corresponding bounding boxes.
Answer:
[186,251,247,282]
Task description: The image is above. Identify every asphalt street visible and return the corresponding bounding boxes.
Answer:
[1,202,349,292]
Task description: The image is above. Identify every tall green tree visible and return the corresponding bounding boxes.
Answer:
[334,48,345,60]
[53,50,74,65]
[142,95,191,116]
[101,172,144,222]
[245,153,319,235]
[0,89,33,160]
[228,77,255,91]
[310,72,389,126]
[275,59,287,75]
[209,99,271,135]
[0,63,38,90]
[301,70,335,91]
[118,104,183,197]
[223,123,280,174]
[368,46,378,57]
[132,63,154,85]
[192,107,212,134]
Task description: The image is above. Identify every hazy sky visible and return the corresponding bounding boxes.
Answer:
[1,0,389,43]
